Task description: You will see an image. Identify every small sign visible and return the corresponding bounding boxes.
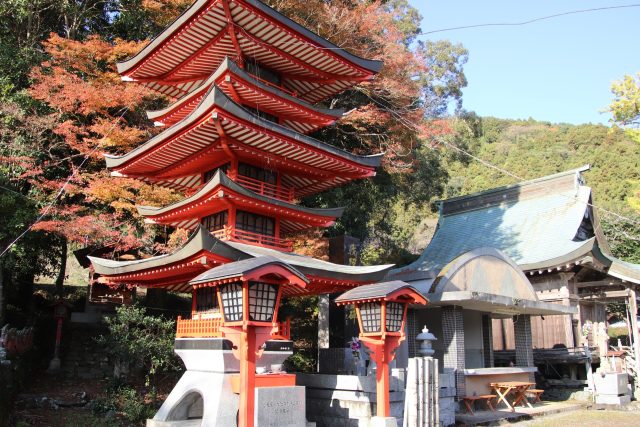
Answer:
[255,386,305,427]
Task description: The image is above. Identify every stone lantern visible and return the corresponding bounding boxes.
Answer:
[416,326,437,357]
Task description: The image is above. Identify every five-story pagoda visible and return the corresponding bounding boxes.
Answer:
[88,2,391,424]
[90,0,392,296]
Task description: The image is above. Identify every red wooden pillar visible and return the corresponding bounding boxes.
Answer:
[376,351,390,417]
[238,280,256,427]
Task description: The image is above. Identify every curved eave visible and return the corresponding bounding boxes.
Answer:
[147,57,344,125]
[222,239,394,283]
[519,238,597,272]
[88,226,246,276]
[136,169,344,222]
[117,0,382,77]
[105,85,382,172]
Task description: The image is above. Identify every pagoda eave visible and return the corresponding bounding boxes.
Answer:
[136,170,343,230]
[104,87,381,180]
[116,0,381,103]
[146,58,344,133]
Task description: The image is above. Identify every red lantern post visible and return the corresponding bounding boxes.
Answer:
[48,299,72,372]
[188,256,307,427]
[335,281,427,421]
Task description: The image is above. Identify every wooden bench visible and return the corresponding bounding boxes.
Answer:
[526,388,544,403]
[461,395,496,415]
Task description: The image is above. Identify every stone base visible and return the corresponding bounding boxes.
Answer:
[594,394,631,405]
[369,416,398,427]
[150,371,238,426]
[147,420,201,427]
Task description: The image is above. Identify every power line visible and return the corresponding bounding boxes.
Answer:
[0,107,130,258]
[417,4,640,36]
[357,89,640,229]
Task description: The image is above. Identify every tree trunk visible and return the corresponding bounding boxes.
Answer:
[55,237,67,297]
[0,267,4,326]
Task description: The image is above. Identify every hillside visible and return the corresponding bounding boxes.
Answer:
[409,117,640,263]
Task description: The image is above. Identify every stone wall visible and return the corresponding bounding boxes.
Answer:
[439,369,456,427]
[61,323,111,379]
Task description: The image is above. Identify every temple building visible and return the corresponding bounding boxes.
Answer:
[390,166,640,397]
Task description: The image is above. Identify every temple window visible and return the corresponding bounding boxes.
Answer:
[202,210,229,232]
[195,287,218,312]
[236,210,275,236]
[238,162,277,185]
[203,163,229,183]
[244,106,280,124]
[245,61,281,86]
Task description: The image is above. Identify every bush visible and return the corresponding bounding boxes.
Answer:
[96,304,181,386]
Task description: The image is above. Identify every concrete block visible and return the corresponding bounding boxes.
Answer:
[594,373,628,395]
[146,421,201,427]
[594,394,631,405]
[369,416,398,427]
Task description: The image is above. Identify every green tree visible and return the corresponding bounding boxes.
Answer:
[608,73,640,143]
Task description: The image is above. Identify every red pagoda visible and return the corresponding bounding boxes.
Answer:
[90,0,391,302]
[88,1,392,425]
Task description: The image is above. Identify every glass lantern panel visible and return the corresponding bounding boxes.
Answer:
[386,302,404,332]
[220,282,243,322]
[248,282,278,322]
[360,302,381,333]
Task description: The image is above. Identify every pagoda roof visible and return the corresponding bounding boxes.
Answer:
[116,0,382,103]
[390,166,640,285]
[106,86,382,195]
[90,226,394,293]
[147,57,343,134]
[137,169,343,232]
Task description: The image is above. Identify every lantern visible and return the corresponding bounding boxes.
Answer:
[335,281,427,422]
[189,256,307,427]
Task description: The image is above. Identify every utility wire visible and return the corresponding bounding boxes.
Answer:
[0,107,130,258]
[417,4,640,36]
[357,89,640,228]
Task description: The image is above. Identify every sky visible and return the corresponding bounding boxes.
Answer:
[409,1,640,125]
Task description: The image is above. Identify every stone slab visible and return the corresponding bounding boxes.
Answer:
[594,393,631,405]
[147,420,201,427]
[255,386,306,427]
[368,416,398,427]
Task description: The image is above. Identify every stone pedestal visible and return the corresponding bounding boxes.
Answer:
[148,338,296,427]
[369,416,397,427]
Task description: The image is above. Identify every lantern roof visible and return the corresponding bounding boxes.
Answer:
[105,86,382,194]
[137,169,343,232]
[189,255,308,295]
[116,0,382,103]
[147,57,344,133]
[334,280,427,305]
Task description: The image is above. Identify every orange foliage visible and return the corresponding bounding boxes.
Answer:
[142,0,193,27]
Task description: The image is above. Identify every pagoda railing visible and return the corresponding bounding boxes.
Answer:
[234,175,295,202]
[212,226,293,252]
[176,316,291,340]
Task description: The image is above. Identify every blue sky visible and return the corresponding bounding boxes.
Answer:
[409,1,640,125]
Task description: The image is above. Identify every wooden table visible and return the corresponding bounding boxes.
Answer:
[489,381,534,412]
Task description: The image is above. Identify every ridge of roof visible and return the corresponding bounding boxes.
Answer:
[439,165,590,217]
[146,57,344,123]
